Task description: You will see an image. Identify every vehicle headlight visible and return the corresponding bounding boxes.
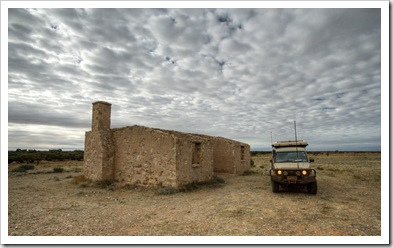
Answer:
[302,170,308,175]
[283,171,288,176]
[277,170,282,175]
[296,171,301,176]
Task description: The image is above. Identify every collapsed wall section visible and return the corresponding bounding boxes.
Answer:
[111,126,178,188]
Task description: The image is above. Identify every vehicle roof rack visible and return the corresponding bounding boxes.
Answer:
[272,140,308,148]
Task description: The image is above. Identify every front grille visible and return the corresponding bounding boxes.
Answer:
[285,170,298,176]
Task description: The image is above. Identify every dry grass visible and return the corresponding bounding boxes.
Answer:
[71,174,91,185]
[8,152,381,236]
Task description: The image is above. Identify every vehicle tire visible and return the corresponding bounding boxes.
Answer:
[272,182,280,193]
[307,182,317,194]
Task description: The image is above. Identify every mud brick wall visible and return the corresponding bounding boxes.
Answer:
[174,134,214,188]
[83,130,115,181]
[211,137,250,175]
[111,126,178,188]
[84,101,251,189]
[236,143,251,174]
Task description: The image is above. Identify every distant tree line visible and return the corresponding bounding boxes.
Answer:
[8,149,84,164]
[251,150,380,156]
[250,151,272,156]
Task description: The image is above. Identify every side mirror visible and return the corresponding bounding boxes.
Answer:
[310,158,314,163]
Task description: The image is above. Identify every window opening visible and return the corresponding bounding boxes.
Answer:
[241,146,245,160]
[192,142,202,164]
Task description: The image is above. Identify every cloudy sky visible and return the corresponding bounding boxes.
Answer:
[5,3,385,151]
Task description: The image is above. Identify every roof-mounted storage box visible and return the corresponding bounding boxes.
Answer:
[272,140,308,148]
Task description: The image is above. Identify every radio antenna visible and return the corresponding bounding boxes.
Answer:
[294,121,298,145]
[270,131,274,156]
[294,120,299,169]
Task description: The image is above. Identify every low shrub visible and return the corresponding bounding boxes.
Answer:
[181,175,225,192]
[211,175,225,184]
[11,167,27,173]
[71,167,83,172]
[157,187,177,195]
[20,164,35,170]
[11,164,35,172]
[79,182,90,188]
[183,182,198,191]
[53,167,64,173]
[94,179,115,189]
[242,170,257,176]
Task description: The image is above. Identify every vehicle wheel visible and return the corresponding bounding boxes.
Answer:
[272,182,280,193]
[307,182,317,194]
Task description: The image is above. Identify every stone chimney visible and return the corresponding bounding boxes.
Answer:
[84,101,114,181]
[92,101,112,131]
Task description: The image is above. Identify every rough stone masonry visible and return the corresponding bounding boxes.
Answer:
[84,101,250,189]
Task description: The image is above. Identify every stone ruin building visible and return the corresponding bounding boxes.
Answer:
[84,101,250,189]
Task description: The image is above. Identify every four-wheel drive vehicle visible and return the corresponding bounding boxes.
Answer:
[270,140,317,194]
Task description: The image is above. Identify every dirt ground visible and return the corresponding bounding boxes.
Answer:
[8,152,381,237]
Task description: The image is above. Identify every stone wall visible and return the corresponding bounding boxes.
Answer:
[111,126,178,188]
[173,133,214,188]
[235,142,251,174]
[210,137,250,174]
[83,101,251,189]
[85,125,216,189]
[83,131,115,181]
[84,101,115,181]
[92,101,111,131]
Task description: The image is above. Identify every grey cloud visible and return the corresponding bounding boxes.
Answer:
[51,9,136,46]
[8,124,85,150]
[8,8,42,28]
[36,29,66,53]
[8,55,49,81]
[8,101,90,128]
[85,47,134,75]
[7,7,382,151]
[8,22,34,41]
[218,38,251,60]
[9,41,48,59]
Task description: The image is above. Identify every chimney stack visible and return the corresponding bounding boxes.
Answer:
[92,101,111,131]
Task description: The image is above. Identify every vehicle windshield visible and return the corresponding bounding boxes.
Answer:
[275,151,308,162]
